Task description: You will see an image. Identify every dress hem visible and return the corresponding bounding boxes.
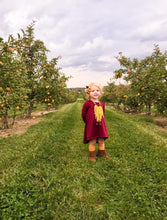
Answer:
[84,136,108,144]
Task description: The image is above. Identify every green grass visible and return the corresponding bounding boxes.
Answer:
[0,100,167,219]
[7,103,48,118]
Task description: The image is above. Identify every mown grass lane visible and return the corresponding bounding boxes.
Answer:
[0,100,167,219]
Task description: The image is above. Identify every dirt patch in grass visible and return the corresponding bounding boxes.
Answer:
[0,109,55,138]
[153,116,167,132]
[1,110,166,138]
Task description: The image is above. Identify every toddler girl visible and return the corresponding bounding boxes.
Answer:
[81,83,109,162]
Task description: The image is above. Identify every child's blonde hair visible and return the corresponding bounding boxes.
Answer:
[86,82,103,95]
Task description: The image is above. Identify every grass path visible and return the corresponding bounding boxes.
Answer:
[0,100,167,219]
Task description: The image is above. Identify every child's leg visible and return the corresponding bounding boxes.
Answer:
[98,138,105,150]
[97,138,109,158]
[88,139,96,162]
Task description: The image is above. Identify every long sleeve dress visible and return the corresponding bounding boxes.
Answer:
[81,100,108,144]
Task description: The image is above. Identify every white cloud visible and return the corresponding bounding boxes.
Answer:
[0,0,167,87]
[80,37,114,52]
[62,66,113,88]
[98,56,115,63]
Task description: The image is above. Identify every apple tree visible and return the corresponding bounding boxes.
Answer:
[101,82,117,105]
[0,36,28,128]
[37,57,70,109]
[14,21,49,118]
[115,45,167,115]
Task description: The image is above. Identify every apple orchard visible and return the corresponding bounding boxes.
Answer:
[0,22,167,129]
[101,45,167,115]
[0,22,77,129]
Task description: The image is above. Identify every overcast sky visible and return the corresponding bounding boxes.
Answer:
[0,0,167,87]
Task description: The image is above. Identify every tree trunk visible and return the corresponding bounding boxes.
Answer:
[11,114,17,127]
[146,104,151,115]
[45,104,49,111]
[26,102,33,118]
[3,108,9,129]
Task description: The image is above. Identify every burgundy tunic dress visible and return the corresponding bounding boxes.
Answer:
[81,100,108,144]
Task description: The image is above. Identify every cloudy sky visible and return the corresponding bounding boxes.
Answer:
[0,0,167,87]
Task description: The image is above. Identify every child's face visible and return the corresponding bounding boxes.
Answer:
[89,85,101,101]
